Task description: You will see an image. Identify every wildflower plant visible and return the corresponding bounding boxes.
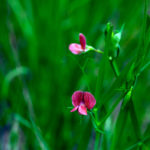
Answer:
[68,1,150,147]
[1,0,150,150]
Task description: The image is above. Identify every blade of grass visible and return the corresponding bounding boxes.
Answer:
[8,0,38,70]
[126,135,150,150]
[111,104,129,150]
[128,99,141,140]
[109,46,141,148]
[100,92,125,125]
[134,0,149,74]
[1,66,29,98]
[7,20,50,150]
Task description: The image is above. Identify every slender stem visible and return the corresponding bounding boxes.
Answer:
[109,59,120,77]
[94,133,101,150]
[129,99,141,139]
[110,57,141,141]
[89,111,104,134]
[70,55,91,91]
[94,49,104,54]
[111,106,128,150]
[126,135,150,150]
[100,93,125,125]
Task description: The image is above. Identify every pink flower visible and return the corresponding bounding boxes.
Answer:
[70,91,96,115]
[69,33,87,54]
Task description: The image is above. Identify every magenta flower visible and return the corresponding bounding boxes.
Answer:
[69,33,87,55]
[70,91,96,115]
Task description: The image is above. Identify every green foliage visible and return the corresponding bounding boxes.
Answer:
[0,0,150,149]
[2,66,29,98]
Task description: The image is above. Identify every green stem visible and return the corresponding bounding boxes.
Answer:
[110,57,141,141]
[100,93,125,125]
[89,111,104,134]
[70,55,91,91]
[126,135,150,150]
[129,99,141,139]
[94,133,101,150]
[109,59,120,77]
[93,49,104,54]
[111,106,128,150]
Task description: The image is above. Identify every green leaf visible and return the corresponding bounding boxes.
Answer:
[14,113,32,129]
[2,66,29,98]
[122,87,132,109]
[111,105,129,150]
[99,60,134,108]
[30,117,50,150]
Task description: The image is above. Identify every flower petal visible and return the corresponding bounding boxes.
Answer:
[79,33,86,49]
[70,106,78,112]
[69,43,83,54]
[78,105,87,115]
[84,92,96,109]
[72,91,84,107]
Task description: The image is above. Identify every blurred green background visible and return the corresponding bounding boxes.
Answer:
[0,0,150,149]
